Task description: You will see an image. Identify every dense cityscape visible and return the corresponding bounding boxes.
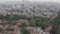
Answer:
[0,0,60,34]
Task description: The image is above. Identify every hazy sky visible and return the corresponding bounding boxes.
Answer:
[0,0,60,2]
[30,0,60,2]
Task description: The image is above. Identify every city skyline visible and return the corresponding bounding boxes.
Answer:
[0,0,60,2]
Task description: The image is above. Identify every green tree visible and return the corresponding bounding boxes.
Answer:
[0,28,2,32]
[29,17,50,27]
[19,23,27,28]
[53,11,60,34]
[21,28,30,34]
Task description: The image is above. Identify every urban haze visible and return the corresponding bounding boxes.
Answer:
[0,0,60,34]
